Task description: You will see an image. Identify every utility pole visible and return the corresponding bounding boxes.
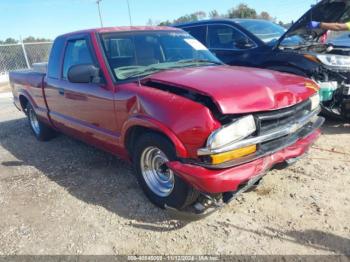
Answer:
[96,0,103,28]
[19,36,30,69]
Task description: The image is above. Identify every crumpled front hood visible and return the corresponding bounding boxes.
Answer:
[278,0,350,45]
[144,66,317,114]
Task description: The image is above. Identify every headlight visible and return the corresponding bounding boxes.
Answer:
[207,115,256,150]
[310,93,320,111]
[316,54,350,68]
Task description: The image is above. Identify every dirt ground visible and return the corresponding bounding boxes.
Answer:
[0,94,349,255]
[0,83,10,93]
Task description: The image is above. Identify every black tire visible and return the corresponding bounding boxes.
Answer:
[26,103,56,141]
[133,133,199,209]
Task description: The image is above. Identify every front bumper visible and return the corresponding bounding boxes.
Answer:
[167,125,322,194]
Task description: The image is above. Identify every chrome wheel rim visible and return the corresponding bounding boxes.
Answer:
[29,108,40,135]
[140,146,175,197]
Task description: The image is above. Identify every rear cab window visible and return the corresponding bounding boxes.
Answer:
[47,37,65,79]
[108,39,134,58]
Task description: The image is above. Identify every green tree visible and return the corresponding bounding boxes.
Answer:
[228,4,257,19]
[158,20,171,26]
[158,11,206,26]
[209,10,220,18]
[23,36,51,43]
[3,38,18,44]
[258,11,272,20]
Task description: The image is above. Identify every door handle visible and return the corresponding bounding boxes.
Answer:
[58,88,65,96]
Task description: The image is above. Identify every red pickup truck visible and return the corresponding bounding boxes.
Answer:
[10,26,324,218]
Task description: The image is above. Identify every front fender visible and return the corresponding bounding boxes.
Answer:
[121,115,189,158]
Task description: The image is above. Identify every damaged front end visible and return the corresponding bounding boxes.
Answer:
[274,0,350,120]
[300,45,350,120]
[316,66,350,119]
[165,95,323,220]
[165,173,265,221]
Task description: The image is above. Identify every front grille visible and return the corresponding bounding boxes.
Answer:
[255,100,312,135]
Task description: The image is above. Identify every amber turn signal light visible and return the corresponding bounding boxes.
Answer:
[210,145,257,165]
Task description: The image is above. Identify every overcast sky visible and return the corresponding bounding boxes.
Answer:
[0,0,316,40]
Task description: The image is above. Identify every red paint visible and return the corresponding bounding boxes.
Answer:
[90,32,115,90]
[168,130,321,194]
[147,66,317,114]
[61,26,181,38]
[10,27,321,194]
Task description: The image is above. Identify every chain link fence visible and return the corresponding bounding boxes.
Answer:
[0,42,52,80]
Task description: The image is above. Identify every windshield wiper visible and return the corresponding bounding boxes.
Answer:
[122,67,166,79]
[119,60,223,79]
[176,59,223,65]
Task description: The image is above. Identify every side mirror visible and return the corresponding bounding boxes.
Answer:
[68,64,101,84]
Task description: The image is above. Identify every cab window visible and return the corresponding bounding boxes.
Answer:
[208,25,255,50]
[184,26,207,45]
[62,39,93,80]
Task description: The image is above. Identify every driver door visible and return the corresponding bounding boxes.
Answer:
[45,35,118,152]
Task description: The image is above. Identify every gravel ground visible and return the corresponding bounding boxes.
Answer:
[0,95,349,255]
[0,83,10,93]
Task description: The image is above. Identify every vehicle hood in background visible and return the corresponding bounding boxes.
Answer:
[278,0,350,46]
[144,66,316,115]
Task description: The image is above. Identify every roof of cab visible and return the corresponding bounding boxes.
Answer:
[175,18,272,27]
[58,26,181,38]
[174,19,234,27]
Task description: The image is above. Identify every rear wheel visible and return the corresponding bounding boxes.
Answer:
[133,133,199,209]
[26,103,56,141]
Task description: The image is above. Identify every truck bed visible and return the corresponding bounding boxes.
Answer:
[9,69,47,117]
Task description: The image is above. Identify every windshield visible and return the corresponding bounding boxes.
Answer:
[236,19,305,46]
[100,31,222,80]
[236,20,286,43]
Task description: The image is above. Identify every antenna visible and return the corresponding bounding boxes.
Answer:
[126,0,141,87]
[96,0,104,28]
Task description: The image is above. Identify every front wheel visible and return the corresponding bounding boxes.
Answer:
[133,133,199,209]
[26,103,56,141]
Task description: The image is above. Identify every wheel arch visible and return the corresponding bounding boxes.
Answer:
[18,91,37,114]
[18,94,31,114]
[122,116,189,159]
